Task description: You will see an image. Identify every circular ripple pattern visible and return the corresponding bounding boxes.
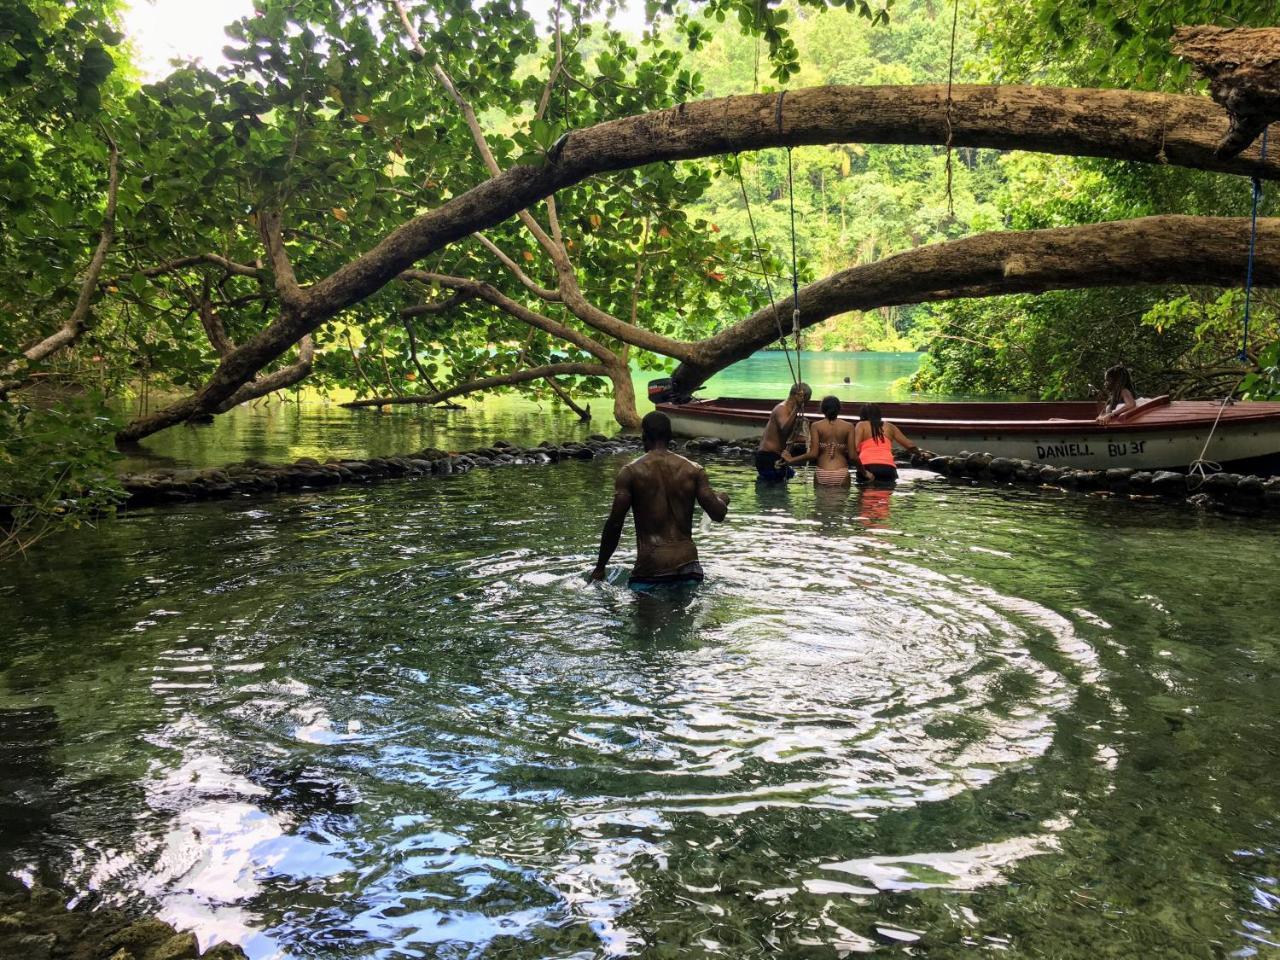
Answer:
[2,457,1279,959]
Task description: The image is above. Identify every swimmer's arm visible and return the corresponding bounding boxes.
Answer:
[695,467,730,522]
[888,422,918,452]
[591,469,632,580]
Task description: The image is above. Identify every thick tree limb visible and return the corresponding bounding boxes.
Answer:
[1,141,120,396]
[258,210,304,309]
[340,361,608,407]
[670,215,1280,392]
[198,285,236,358]
[213,336,314,412]
[121,81,1280,441]
[1174,26,1280,158]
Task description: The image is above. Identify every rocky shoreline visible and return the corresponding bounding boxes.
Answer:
[0,879,246,960]
[911,448,1280,512]
[113,432,1280,516]
[118,434,645,508]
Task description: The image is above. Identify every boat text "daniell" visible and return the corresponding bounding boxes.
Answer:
[1034,441,1148,460]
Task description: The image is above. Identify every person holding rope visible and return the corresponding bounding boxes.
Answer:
[755,381,811,483]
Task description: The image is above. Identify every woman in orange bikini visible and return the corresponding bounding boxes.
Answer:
[783,395,856,485]
[854,403,918,483]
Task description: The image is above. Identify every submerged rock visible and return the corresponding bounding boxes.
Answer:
[1151,471,1188,496]
[0,883,247,960]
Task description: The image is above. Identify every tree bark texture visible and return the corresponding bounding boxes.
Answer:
[122,82,1280,440]
[1174,26,1280,158]
[669,215,1280,393]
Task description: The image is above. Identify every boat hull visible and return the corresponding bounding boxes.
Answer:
[658,398,1280,471]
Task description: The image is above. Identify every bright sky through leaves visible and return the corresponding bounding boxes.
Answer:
[121,0,647,81]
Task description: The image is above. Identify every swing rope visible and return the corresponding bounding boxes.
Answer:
[942,0,960,217]
[734,159,796,383]
[777,91,803,388]
[1188,126,1269,484]
[1241,127,1268,363]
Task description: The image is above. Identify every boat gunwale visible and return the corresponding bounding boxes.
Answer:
[657,397,1280,435]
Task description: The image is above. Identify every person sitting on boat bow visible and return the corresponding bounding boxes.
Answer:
[854,403,918,484]
[755,381,811,482]
[591,411,730,587]
[783,395,856,486]
[1097,364,1138,424]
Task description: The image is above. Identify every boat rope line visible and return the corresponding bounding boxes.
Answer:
[1187,377,1245,487]
[734,157,796,384]
[1189,127,1269,482]
[1241,126,1268,363]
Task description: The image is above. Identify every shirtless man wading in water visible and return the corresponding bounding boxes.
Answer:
[591,411,730,586]
[755,381,811,482]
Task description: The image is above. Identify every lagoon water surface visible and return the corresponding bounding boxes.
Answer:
[3,448,1280,958]
[4,351,1279,957]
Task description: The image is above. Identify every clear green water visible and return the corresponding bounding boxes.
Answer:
[4,351,1280,959]
[116,351,925,473]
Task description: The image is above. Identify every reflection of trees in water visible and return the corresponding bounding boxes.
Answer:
[0,705,59,879]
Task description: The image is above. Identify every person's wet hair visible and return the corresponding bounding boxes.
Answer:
[859,403,884,441]
[641,410,673,448]
[790,381,812,401]
[1104,364,1136,407]
[821,395,840,420]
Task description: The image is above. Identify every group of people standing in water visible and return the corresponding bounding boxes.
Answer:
[591,382,917,587]
[755,381,919,486]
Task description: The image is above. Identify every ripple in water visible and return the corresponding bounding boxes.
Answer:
[6,460,1276,958]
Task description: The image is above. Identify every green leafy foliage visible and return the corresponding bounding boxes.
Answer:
[0,394,123,560]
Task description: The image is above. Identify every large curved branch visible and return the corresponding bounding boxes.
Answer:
[122,80,1280,440]
[213,335,314,413]
[1,140,120,396]
[307,82,1280,320]
[340,361,607,407]
[671,214,1280,391]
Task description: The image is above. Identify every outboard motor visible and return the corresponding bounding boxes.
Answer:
[648,378,696,405]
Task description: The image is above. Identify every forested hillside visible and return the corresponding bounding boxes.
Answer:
[678,0,1279,396]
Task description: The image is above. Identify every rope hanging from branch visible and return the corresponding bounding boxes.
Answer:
[735,160,796,384]
[943,0,960,218]
[1189,130,1269,480]
[776,91,803,387]
[1241,126,1268,362]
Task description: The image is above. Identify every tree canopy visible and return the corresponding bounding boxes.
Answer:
[2,0,1280,554]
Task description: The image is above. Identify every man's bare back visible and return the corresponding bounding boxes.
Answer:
[592,413,729,584]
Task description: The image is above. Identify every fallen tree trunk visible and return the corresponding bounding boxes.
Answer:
[669,215,1280,393]
[119,80,1280,441]
[340,362,608,408]
[1174,26,1280,158]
